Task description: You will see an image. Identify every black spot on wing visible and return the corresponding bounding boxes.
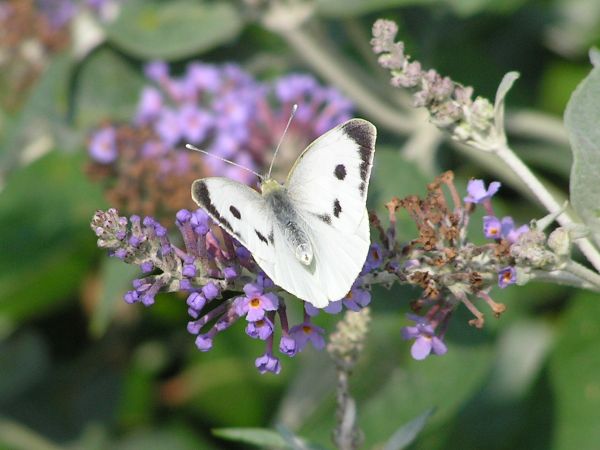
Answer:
[341,120,375,188]
[333,199,342,218]
[229,205,241,219]
[255,229,268,245]
[268,230,274,244]
[193,181,234,234]
[334,164,347,180]
[314,213,331,225]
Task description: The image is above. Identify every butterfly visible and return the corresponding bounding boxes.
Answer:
[191,118,377,308]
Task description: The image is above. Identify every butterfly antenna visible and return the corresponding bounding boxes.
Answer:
[266,103,298,180]
[186,144,263,180]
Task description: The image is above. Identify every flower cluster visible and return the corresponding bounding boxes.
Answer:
[371,19,502,150]
[91,207,370,374]
[92,170,571,369]
[87,61,353,220]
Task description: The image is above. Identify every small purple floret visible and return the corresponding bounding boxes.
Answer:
[401,314,447,360]
[464,179,501,204]
[236,283,278,322]
[289,322,326,352]
[246,318,274,340]
[498,266,517,288]
[89,127,117,164]
[255,353,281,374]
[202,282,220,300]
[195,334,213,351]
[279,335,297,356]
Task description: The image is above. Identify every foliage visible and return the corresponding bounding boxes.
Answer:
[1,0,600,449]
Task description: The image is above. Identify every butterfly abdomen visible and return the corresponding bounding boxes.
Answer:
[264,188,314,266]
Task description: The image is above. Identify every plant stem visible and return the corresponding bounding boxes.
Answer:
[495,143,600,272]
[278,26,416,134]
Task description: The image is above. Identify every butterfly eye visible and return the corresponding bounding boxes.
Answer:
[295,243,313,266]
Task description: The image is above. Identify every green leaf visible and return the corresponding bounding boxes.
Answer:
[316,0,436,17]
[212,427,288,448]
[383,408,435,450]
[564,56,600,248]
[103,0,243,60]
[494,71,519,144]
[0,332,49,404]
[89,258,139,338]
[368,147,430,239]
[0,417,63,450]
[75,48,144,129]
[0,53,75,177]
[115,426,215,450]
[549,291,600,450]
[0,151,104,321]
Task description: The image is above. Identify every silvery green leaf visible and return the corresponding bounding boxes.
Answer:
[590,47,600,67]
[494,71,520,145]
[212,428,288,448]
[103,0,242,60]
[89,258,140,338]
[383,408,435,450]
[276,425,328,450]
[564,54,600,248]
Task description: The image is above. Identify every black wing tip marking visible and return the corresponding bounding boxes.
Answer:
[341,120,376,193]
[192,180,238,237]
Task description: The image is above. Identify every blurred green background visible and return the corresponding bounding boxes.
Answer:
[1,0,600,449]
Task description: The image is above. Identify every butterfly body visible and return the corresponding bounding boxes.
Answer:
[192,118,376,308]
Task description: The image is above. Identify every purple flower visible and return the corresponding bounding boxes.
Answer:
[289,322,326,352]
[89,127,117,164]
[222,267,237,280]
[401,314,447,360]
[135,87,163,124]
[246,318,274,340]
[185,62,221,93]
[179,104,212,143]
[342,284,371,311]
[235,283,278,322]
[195,334,213,352]
[255,353,281,374]
[201,282,220,300]
[506,224,529,243]
[498,266,517,288]
[182,256,197,277]
[279,335,297,356]
[191,209,210,235]
[38,0,76,28]
[187,292,206,311]
[364,242,384,272]
[155,108,182,146]
[464,179,501,204]
[483,216,502,239]
[145,60,169,83]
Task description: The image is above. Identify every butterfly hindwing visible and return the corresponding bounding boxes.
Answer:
[191,178,276,264]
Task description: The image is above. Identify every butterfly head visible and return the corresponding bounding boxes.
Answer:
[260,178,283,195]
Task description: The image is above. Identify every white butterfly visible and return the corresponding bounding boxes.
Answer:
[191,118,377,308]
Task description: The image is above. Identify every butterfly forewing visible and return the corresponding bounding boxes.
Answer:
[282,118,376,305]
[286,119,376,234]
[191,177,276,264]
